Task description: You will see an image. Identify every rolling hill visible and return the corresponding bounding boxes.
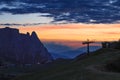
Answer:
[11,48,120,80]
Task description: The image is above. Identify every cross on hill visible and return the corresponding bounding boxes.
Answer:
[82,39,95,55]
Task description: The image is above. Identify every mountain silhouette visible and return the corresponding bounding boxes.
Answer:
[0,27,53,64]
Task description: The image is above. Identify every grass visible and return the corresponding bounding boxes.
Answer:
[4,48,120,80]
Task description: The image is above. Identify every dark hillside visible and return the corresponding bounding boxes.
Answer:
[12,48,120,80]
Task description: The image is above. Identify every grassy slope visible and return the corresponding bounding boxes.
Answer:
[13,48,120,80]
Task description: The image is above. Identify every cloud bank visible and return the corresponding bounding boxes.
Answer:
[0,0,120,24]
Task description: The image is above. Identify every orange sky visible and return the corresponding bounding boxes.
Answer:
[18,23,120,42]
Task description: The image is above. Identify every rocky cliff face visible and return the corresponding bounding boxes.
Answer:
[0,27,52,64]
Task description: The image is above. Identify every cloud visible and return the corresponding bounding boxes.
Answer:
[103,32,120,35]
[0,0,120,23]
[0,23,47,26]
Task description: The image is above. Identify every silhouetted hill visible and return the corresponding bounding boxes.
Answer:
[0,27,52,64]
[13,48,120,80]
[105,56,120,72]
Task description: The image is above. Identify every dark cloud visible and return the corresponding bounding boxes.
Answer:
[0,23,47,26]
[0,0,120,23]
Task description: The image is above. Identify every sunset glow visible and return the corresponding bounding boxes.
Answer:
[18,23,120,42]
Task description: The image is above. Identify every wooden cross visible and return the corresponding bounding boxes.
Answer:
[82,39,95,55]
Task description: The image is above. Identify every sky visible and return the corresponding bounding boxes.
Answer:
[0,0,120,45]
[18,24,120,42]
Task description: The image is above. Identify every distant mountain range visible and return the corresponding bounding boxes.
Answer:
[44,42,101,59]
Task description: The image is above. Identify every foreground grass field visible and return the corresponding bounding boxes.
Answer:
[12,48,120,80]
